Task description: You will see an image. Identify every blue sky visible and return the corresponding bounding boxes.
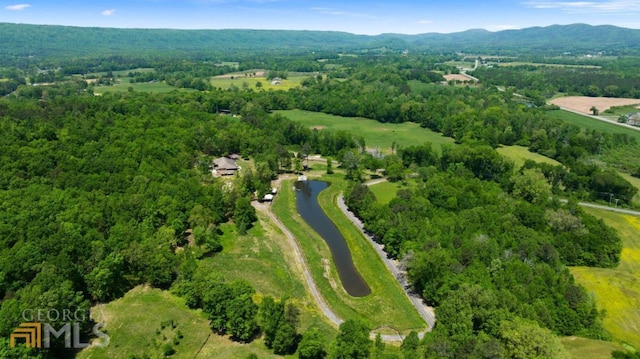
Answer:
[2,0,640,35]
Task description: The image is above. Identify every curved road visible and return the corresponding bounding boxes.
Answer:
[254,177,430,341]
[336,193,436,334]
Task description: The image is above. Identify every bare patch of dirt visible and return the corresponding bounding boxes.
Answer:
[311,126,326,130]
[444,74,475,82]
[549,96,640,114]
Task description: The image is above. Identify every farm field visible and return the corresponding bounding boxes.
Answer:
[275,109,456,151]
[549,96,640,115]
[443,74,476,82]
[570,208,640,350]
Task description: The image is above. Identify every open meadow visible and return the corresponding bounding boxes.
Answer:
[210,71,314,91]
[78,211,337,359]
[571,208,640,350]
[276,109,456,152]
[93,77,192,94]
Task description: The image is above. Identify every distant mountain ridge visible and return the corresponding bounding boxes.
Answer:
[1,22,640,61]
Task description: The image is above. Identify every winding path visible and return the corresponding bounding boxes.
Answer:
[253,176,431,341]
[253,200,343,327]
[336,192,436,334]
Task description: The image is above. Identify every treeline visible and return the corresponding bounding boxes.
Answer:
[345,142,621,357]
[472,64,640,99]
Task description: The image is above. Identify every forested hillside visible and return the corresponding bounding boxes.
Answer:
[2,22,640,64]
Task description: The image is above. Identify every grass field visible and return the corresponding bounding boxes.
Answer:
[94,77,193,94]
[548,110,640,143]
[77,286,292,359]
[272,174,426,333]
[79,209,338,358]
[369,180,417,205]
[570,208,640,350]
[604,104,640,116]
[210,76,308,91]
[276,109,456,152]
[496,145,562,169]
[560,336,626,358]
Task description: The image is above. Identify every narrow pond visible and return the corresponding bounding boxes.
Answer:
[294,180,371,297]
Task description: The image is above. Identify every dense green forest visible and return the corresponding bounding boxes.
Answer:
[3,23,640,65]
[2,23,640,358]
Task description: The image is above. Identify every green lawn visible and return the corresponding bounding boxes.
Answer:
[369,180,416,205]
[272,174,427,333]
[276,109,456,152]
[210,76,307,91]
[570,208,640,350]
[496,145,562,169]
[94,77,192,94]
[548,109,640,142]
[560,336,626,359]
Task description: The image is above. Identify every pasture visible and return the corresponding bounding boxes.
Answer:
[210,71,314,91]
[570,208,640,350]
[275,109,456,152]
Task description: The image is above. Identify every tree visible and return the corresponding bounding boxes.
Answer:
[401,331,420,359]
[234,197,257,235]
[512,168,552,205]
[259,296,283,349]
[341,150,362,182]
[590,106,599,116]
[330,319,371,359]
[298,327,326,359]
[326,157,334,174]
[498,318,570,359]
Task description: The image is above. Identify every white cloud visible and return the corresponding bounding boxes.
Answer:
[101,9,116,16]
[5,4,31,11]
[524,0,640,13]
[418,20,433,24]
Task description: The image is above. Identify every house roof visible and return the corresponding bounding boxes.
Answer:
[214,157,239,170]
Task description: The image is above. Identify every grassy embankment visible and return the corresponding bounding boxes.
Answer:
[272,173,427,334]
[79,213,337,358]
[571,208,640,351]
